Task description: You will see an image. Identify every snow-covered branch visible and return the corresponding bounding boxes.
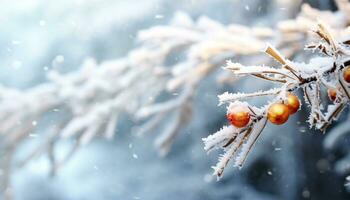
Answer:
[1,0,350,198]
[204,8,350,178]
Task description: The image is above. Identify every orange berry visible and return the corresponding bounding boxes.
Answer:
[343,67,350,83]
[285,93,300,115]
[328,88,337,101]
[267,103,289,125]
[227,105,250,128]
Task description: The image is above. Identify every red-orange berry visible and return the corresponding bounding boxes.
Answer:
[343,67,350,83]
[267,103,289,125]
[285,93,300,115]
[328,88,337,101]
[227,105,250,128]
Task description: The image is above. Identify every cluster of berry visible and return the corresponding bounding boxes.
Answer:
[227,92,301,127]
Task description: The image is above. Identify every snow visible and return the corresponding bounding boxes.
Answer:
[0,0,350,199]
[218,88,281,105]
[202,125,237,152]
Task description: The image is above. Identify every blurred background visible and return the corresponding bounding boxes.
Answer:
[0,0,349,200]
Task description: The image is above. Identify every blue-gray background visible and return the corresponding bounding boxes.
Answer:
[1,0,349,200]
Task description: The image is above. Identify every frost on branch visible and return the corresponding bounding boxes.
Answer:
[0,0,350,197]
[204,20,350,178]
